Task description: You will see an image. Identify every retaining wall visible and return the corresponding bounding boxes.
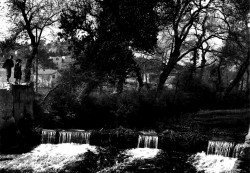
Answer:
[0,85,34,152]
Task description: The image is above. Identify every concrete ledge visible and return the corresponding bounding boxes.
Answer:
[0,85,34,152]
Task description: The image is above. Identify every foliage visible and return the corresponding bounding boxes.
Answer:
[0,36,19,59]
[90,127,139,149]
[42,75,249,131]
[209,0,250,96]
[154,0,215,93]
[59,0,159,93]
[5,0,64,81]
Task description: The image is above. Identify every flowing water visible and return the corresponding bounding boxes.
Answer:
[97,148,161,173]
[190,140,246,173]
[0,144,160,173]
[3,129,248,172]
[0,143,96,173]
[59,130,91,144]
[41,129,57,144]
[190,151,237,173]
[137,134,158,149]
[232,143,245,158]
[207,140,245,158]
[41,129,91,144]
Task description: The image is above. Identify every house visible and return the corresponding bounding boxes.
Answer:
[49,55,74,69]
[32,69,60,88]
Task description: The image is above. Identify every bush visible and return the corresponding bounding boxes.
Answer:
[41,73,248,131]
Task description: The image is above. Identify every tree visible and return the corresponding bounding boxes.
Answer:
[0,35,18,60]
[155,0,215,94]
[5,0,63,82]
[37,43,57,70]
[212,0,250,96]
[59,0,159,94]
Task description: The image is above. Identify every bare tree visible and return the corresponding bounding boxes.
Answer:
[214,0,250,97]
[5,0,63,82]
[156,0,216,94]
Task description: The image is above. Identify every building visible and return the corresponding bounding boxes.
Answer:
[32,69,60,88]
[49,55,74,69]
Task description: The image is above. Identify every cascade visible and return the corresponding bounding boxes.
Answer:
[41,129,57,144]
[137,135,158,149]
[207,140,245,158]
[59,130,91,144]
[232,143,245,158]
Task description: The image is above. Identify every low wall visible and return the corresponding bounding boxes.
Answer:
[0,89,13,131]
[12,85,34,122]
[0,85,34,152]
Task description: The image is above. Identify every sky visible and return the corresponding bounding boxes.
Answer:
[0,0,60,43]
[0,0,11,40]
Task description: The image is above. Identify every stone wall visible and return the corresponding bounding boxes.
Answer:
[0,85,34,152]
[12,85,34,122]
[0,89,13,131]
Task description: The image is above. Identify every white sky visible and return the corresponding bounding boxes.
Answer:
[0,0,11,40]
[0,0,60,43]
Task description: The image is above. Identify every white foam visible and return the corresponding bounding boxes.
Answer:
[125,148,160,160]
[97,148,161,173]
[190,151,237,173]
[0,143,96,172]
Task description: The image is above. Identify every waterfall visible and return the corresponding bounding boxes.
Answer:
[232,143,245,158]
[59,130,91,144]
[41,129,57,144]
[137,135,158,149]
[207,140,245,158]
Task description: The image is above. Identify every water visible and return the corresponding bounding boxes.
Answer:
[41,129,57,144]
[41,129,91,144]
[59,130,91,144]
[207,140,245,158]
[0,144,96,173]
[232,143,245,158]
[0,144,162,173]
[137,135,159,149]
[190,151,237,173]
[190,140,246,173]
[97,148,161,173]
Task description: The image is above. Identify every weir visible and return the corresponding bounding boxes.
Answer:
[207,140,245,158]
[41,129,57,144]
[137,135,158,149]
[42,129,91,144]
[41,129,91,144]
[59,130,91,144]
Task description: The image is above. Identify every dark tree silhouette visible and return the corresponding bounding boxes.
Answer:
[155,0,215,94]
[59,0,159,94]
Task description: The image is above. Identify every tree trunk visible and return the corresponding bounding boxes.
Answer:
[116,76,125,94]
[216,58,223,92]
[157,49,181,95]
[240,77,244,93]
[246,68,250,96]
[157,59,177,94]
[24,45,38,82]
[199,50,207,81]
[222,53,250,97]
[134,65,144,91]
[191,48,198,77]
